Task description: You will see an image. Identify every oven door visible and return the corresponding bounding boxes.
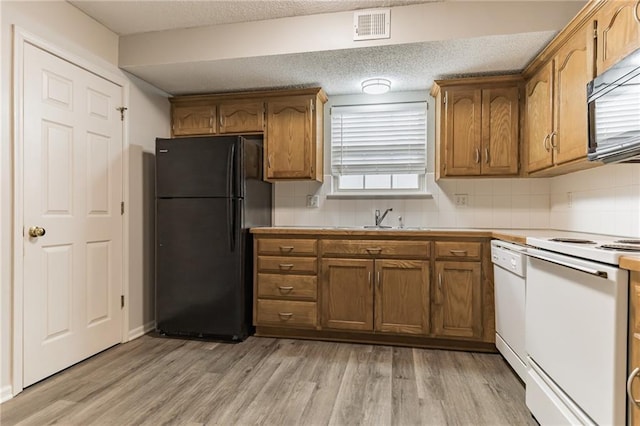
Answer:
[524,247,628,425]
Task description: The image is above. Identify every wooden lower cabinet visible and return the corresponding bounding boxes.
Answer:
[433,261,483,340]
[375,260,430,335]
[629,271,640,425]
[320,259,374,331]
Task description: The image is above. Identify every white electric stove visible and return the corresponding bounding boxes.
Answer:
[526,235,640,265]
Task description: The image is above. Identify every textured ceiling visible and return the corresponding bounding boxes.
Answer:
[124,31,556,95]
[69,0,438,35]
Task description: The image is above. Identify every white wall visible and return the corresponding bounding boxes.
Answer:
[0,1,169,399]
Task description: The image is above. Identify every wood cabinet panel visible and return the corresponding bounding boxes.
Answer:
[434,241,481,260]
[525,61,554,173]
[257,238,317,256]
[256,299,317,328]
[445,89,482,176]
[172,104,216,136]
[554,23,593,166]
[375,260,430,335]
[482,87,519,175]
[597,1,640,74]
[629,271,640,425]
[320,259,374,331]
[257,256,317,274]
[433,261,483,340]
[321,240,430,259]
[266,96,313,180]
[257,274,317,301]
[219,100,264,133]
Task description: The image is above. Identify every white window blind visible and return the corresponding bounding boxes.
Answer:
[331,102,427,175]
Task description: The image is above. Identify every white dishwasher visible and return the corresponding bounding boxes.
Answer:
[491,240,526,381]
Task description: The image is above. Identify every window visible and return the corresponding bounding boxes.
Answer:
[330,102,427,194]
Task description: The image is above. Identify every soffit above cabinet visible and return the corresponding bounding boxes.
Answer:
[69,1,586,96]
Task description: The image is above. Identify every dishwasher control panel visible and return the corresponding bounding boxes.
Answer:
[491,240,526,277]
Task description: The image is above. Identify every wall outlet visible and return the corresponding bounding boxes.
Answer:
[454,193,469,208]
[306,194,320,208]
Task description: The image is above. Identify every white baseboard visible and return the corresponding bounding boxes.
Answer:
[1,385,13,403]
[127,321,156,341]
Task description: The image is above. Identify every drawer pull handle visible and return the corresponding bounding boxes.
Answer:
[279,246,294,252]
[366,247,382,254]
[278,312,293,320]
[449,249,468,255]
[279,263,294,269]
[278,286,294,293]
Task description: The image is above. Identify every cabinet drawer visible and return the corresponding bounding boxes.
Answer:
[434,241,481,260]
[257,256,317,274]
[256,299,317,328]
[321,240,430,259]
[257,274,317,300]
[257,238,318,256]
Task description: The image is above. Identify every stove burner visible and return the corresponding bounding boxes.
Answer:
[615,239,640,245]
[599,244,640,252]
[549,238,597,244]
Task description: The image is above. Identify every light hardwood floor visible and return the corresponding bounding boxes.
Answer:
[0,334,534,425]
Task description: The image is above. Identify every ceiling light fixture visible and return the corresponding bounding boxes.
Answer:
[362,78,391,95]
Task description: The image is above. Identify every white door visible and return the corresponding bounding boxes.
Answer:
[22,42,124,387]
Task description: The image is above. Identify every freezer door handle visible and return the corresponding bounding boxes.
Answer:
[227,143,236,198]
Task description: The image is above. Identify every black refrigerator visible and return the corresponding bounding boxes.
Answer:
[155,135,272,341]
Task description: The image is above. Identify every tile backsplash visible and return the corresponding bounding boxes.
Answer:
[273,164,640,238]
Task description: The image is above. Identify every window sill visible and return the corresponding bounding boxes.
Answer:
[326,192,434,200]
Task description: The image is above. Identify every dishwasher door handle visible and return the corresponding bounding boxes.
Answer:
[523,251,608,279]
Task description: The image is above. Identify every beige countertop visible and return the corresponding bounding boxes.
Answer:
[250,226,640,271]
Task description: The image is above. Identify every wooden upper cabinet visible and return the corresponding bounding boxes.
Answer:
[374,260,430,335]
[265,92,325,182]
[525,61,554,173]
[219,100,264,134]
[170,88,326,181]
[525,22,595,175]
[444,88,482,176]
[432,76,521,179]
[554,26,594,166]
[433,261,483,340]
[482,87,520,175]
[596,0,640,75]
[320,258,374,331]
[172,104,216,136]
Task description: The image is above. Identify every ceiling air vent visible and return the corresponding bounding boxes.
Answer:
[353,8,390,41]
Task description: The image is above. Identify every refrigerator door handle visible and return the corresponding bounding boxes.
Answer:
[228,198,236,252]
[227,143,236,198]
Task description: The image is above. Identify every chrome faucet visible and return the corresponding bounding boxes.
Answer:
[375,208,393,226]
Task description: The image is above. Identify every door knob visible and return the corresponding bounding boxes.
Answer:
[28,226,46,238]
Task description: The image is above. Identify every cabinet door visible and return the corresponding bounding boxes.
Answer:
[596,1,640,75]
[374,260,430,335]
[525,62,554,173]
[219,100,264,134]
[481,87,519,175]
[321,259,373,331]
[266,96,314,180]
[172,104,216,136]
[629,272,640,426]
[554,24,593,166]
[433,261,482,339]
[444,88,482,176]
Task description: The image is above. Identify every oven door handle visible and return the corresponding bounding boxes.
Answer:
[523,251,608,279]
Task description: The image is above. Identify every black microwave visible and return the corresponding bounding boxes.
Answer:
[587,48,640,163]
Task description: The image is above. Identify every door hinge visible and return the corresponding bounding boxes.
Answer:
[116,107,128,121]
[120,295,125,308]
[121,201,125,215]
[443,92,448,105]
